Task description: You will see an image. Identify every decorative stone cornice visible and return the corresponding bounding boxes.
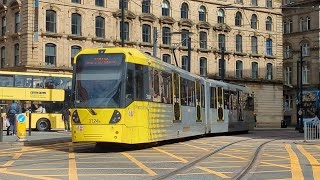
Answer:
[178,19,194,27]
[9,0,21,10]
[159,16,176,25]
[41,32,63,38]
[0,4,7,14]
[139,13,157,22]
[196,21,211,30]
[213,23,231,32]
[113,10,136,20]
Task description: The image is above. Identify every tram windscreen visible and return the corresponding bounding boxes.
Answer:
[74,53,125,108]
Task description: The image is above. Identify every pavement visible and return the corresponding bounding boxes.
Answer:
[0,130,71,146]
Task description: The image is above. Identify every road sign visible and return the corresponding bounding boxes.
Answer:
[17,114,26,123]
[16,114,27,142]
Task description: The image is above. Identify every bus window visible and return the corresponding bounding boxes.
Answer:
[33,76,45,88]
[15,75,33,87]
[0,75,14,87]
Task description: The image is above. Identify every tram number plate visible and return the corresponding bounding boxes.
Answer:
[76,125,84,132]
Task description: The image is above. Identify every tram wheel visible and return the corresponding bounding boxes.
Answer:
[36,118,51,131]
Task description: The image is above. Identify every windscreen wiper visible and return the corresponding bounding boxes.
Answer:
[87,108,97,115]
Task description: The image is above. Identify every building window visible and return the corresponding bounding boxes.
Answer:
[142,24,151,43]
[267,63,273,80]
[288,20,293,33]
[182,56,190,72]
[236,60,243,79]
[218,34,225,51]
[284,44,292,59]
[95,16,105,38]
[218,9,224,23]
[46,10,56,33]
[302,66,309,84]
[71,0,81,3]
[120,22,129,41]
[71,46,81,65]
[15,12,20,33]
[200,57,207,76]
[162,0,170,16]
[251,14,257,29]
[266,38,272,55]
[283,20,292,34]
[14,44,19,66]
[181,29,189,47]
[235,12,242,26]
[162,27,171,45]
[119,0,128,9]
[252,62,258,79]
[142,0,150,13]
[95,0,104,6]
[251,36,258,54]
[284,95,293,111]
[1,16,6,36]
[71,13,81,36]
[299,17,310,32]
[284,67,292,85]
[307,17,311,30]
[252,0,258,6]
[199,6,206,21]
[0,47,5,68]
[45,43,56,66]
[302,43,310,57]
[218,59,225,77]
[181,3,188,19]
[3,0,6,5]
[236,0,243,3]
[266,0,272,8]
[236,35,242,52]
[266,16,272,31]
[162,54,171,64]
[199,31,207,49]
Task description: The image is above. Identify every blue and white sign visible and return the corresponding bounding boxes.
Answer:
[17,114,26,123]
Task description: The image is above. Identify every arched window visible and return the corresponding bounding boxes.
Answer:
[0,46,5,68]
[162,54,171,64]
[181,3,188,19]
[235,12,242,26]
[218,9,224,23]
[142,24,151,43]
[252,62,258,79]
[266,38,272,55]
[181,56,190,72]
[218,34,225,50]
[95,16,105,38]
[251,36,258,54]
[284,44,292,59]
[181,29,189,47]
[200,57,207,76]
[307,16,311,30]
[199,6,206,21]
[15,12,20,33]
[45,43,56,66]
[199,31,207,49]
[302,42,310,57]
[236,60,243,79]
[236,35,242,52]
[267,63,273,80]
[1,16,6,36]
[162,27,171,45]
[162,0,170,16]
[14,44,19,66]
[266,16,272,31]
[71,13,81,35]
[71,45,81,65]
[142,0,150,13]
[251,14,257,29]
[46,10,56,33]
[120,21,129,41]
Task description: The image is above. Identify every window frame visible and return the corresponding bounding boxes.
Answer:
[142,0,151,13]
[266,63,273,80]
[95,16,105,38]
[199,31,207,49]
[181,3,189,19]
[142,24,151,43]
[236,60,243,79]
[200,57,207,77]
[45,43,56,66]
[235,12,242,26]
[162,0,170,16]
[236,34,242,52]
[199,6,206,22]
[71,13,82,36]
[162,27,171,45]
[15,12,20,33]
[46,10,56,33]
[251,62,258,79]
[14,44,19,66]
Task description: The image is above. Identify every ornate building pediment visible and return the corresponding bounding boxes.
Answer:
[213,23,231,32]
[178,19,194,27]
[159,16,176,24]
[139,13,157,22]
[113,10,136,20]
[0,4,7,14]
[196,21,211,30]
[9,0,21,10]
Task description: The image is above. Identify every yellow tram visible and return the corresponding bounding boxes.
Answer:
[71,47,254,144]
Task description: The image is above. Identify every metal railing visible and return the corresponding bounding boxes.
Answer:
[304,121,320,142]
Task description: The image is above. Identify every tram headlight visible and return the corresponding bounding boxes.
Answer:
[72,110,81,124]
[109,110,121,124]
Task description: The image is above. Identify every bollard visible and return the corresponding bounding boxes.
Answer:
[0,114,3,142]
[27,112,32,136]
[16,114,27,142]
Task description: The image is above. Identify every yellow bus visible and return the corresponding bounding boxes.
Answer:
[0,71,72,131]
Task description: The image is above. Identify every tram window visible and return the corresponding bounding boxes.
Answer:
[230,91,237,110]
[0,75,14,87]
[126,66,134,105]
[15,75,33,88]
[151,69,161,102]
[196,81,200,107]
[135,64,144,100]
[161,72,172,104]
[33,76,45,88]
[210,87,216,108]
[181,78,195,106]
[245,94,254,110]
[201,84,205,107]
[224,90,230,109]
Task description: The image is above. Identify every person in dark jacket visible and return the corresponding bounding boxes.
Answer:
[7,101,22,135]
[62,108,71,131]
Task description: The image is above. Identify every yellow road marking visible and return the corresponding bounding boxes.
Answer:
[202,166,242,168]
[227,148,251,153]
[0,168,59,180]
[297,145,320,180]
[218,153,248,160]
[180,143,210,151]
[260,162,290,169]
[202,160,246,163]
[252,170,291,173]
[267,178,291,180]
[78,174,149,176]
[13,168,68,171]
[69,143,78,180]
[196,166,229,178]
[153,147,188,163]
[121,152,157,176]
[190,140,218,147]
[262,154,290,160]
[285,144,304,180]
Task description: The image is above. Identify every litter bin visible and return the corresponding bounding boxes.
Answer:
[281,120,287,128]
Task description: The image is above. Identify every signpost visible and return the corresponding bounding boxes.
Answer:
[16,114,27,142]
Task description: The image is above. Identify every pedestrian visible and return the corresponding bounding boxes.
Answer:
[62,108,70,131]
[254,113,257,128]
[7,100,22,135]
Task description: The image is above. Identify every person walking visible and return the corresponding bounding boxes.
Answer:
[7,101,22,135]
[62,108,71,131]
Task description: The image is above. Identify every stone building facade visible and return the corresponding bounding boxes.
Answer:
[0,0,283,127]
[282,0,320,126]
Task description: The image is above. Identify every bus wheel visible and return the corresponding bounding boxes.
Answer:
[36,118,51,131]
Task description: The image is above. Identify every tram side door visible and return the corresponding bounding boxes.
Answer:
[196,80,201,122]
[173,72,181,122]
[216,87,224,121]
